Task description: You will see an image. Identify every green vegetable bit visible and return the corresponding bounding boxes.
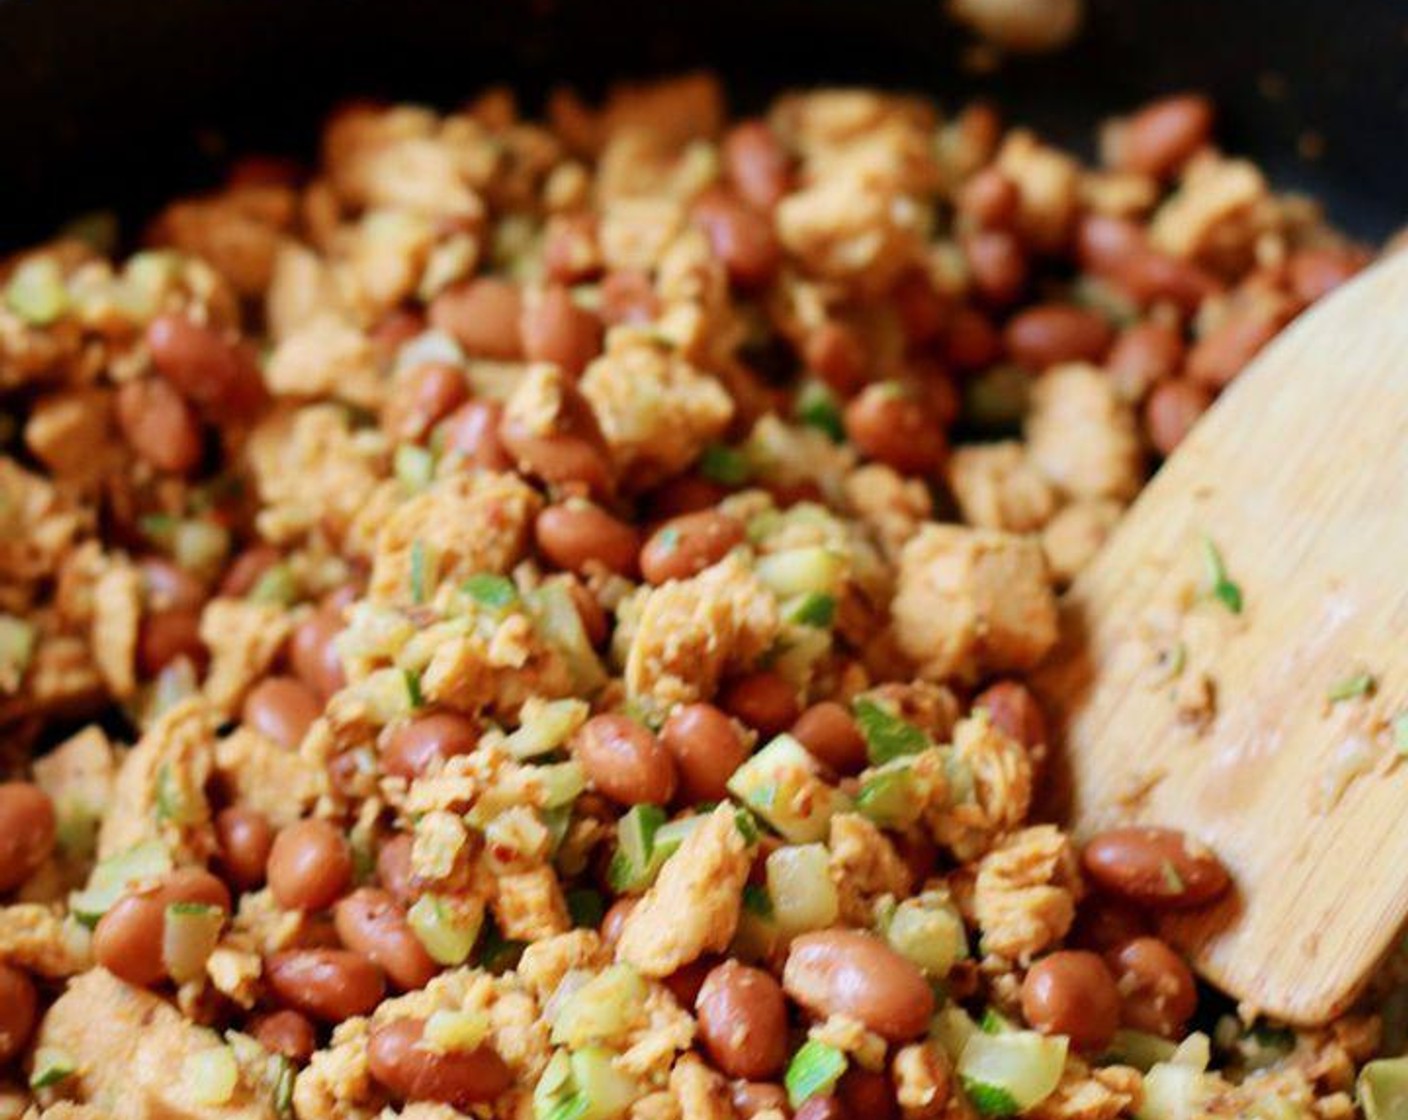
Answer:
[404,670,424,710]
[742,882,774,918]
[795,381,845,442]
[698,443,752,486]
[409,539,431,604]
[785,591,837,629]
[784,1039,847,1107]
[566,888,605,929]
[962,1080,1020,1117]
[1327,672,1376,704]
[1201,537,1243,614]
[464,572,518,610]
[29,1048,76,1090]
[853,696,930,765]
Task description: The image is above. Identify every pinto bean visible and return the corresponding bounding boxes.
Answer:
[535,502,641,578]
[660,703,749,804]
[1005,305,1114,371]
[250,1010,317,1063]
[972,681,1047,754]
[598,270,660,326]
[1145,379,1212,456]
[1020,950,1122,1051]
[215,806,274,891]
[640,511,745,585]
[93,869,230,987]
[1107,937,1198,1037]
[692,189,783,289]
[382,712,480,780]
[497,380,613,495]
[137,608,206,676]
[1106,322,1185,401]
[957,167,1020,230]
[368,1017,511,1107]
[573,714,678,807]
[1186,307,1288,388]
[782,929,935,1041]
[0,964,37,1063]
[265,949,386,1022]
[724,120,792,212]
[115,379,204,474]
[428,278,524,360]
[695,961,789,1080]
[843,385,947,476]
[334,887,437,991]
[791,702,868,776]
[289,609,346,701]
[267,819,353,911]
[1082,826,1230,909]
[964,230,1029,306]
[147,314,267,416]
[520,286,604,377]
[242,675,321,749]
[718,672,801,739]
[803,321,868,395]
[1115,94,1214,180]
[384,363,468,443]
[0,783,55,892]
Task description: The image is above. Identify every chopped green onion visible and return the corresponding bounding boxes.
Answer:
[733,807,761,846]
[272,1055,295,1117]
[964,1083,1020,1117]
[155,762,202,825]
[0,614,36,684]
[29,1047,77,1090]
[607,805,672,893]
[957,1030,1066,1115]
[1201,537,1243,614]
[742,883,774,918]
[1328,672,1376,704]
[855,761,925,828]
[463,572,518,611]
[566,888,605,929]
[784,1039,847,1107]
[409,539,430,604]
[785,591,837,629]
[394,444,435,492]
[698,443,752,487]
[795,381,845,442]
[854,696,930,765]
[404,669,424,710]
[173,519,230,578]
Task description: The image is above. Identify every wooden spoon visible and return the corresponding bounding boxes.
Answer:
[1036,250,1408,1025]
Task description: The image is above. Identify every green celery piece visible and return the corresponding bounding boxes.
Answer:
[962,1080,1019,1118]
[784,1039,847,1107]
[854,697,930,764]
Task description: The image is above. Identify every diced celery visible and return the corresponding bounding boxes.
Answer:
[173,519,230,578]
[698,443,752,486]
[29,1047,76,1090]
[353,667,418,721]
[932,1005,979,1062]
[535,760,587,809]
[979,1008,1017,1034]
[463,572,519,611]
[1105,1029,1178,1073]
[784,1039,847,1107]
[607,805,667,893]
[784,591,837,629]
[70,839,173,926]
[755,547,845,599]
[958,1031,1066,1114]
[183,1046,239,1107]
[395,444,435,493]
[507,699,590,759]
[408,894,483,965]
[1361,1057,1408,1120]
[854,697,930,764]
[726,734,850,844]
[551,964,648,1048]
[163,902,225,984]
[766,844,839,934]
[155,762,203,825]
[247,563,298,606]
[528,579,608,693]
[5,257,70,325]
[886,893,967,976]
[795,381,844,442]
[408,539,432,604]
[424,1009,491,1052]
[0,613,35,684]
[535,1048,640,1120]
[855,759,926,827]
[272,1056,295,1117]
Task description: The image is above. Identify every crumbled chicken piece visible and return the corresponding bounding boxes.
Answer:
[0,459,89,585]
[1149,154,1268,262]
[996,131,1083,252]
[265,314,384,408]
[1028,1060,1142,1120]
[777,176,927,297]
[200,599,294,715]
[829,813,914,924]
[669,1053,735,1120]
[579,330,733,488]
[616,805,750,977]
[1026,364,1144,502]
[150,186,293,298]
[516,930,610,1001]
[23,389,123,486]
[893,1040,955,1119]
[930,714,1033,862]
[292,1018,379,1120]
[265,242,348,342]
[89,558,140,700]
[492,866,572,942]
[892,524,1058,683]
[843,464,934,561]
[1040,499,1124,585]
[623,553,779,712]
[0,905,90,978]
[947,442,1059,533]
[213,727,323,828]
[973,824,1080,962]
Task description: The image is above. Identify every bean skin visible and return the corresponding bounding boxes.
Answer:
[723,120,792,212]
[640,511,745,585]
[843,385,947,476]
[783,929,935,1041]
[289,609,346,701]
[1116,94,1214,180]
[437,400,512,472]
[242,675,321,750]
[972,681,1047,754]
[660,703,749,804]
[535,503,641,578]
[265,949,386,1022]
[0,783,56,892]
[215,806,274,891]
[250,1009,318,1063]
[791,702,868,775]
[267,819,354,911]
[696,960,789,1079]
[0,964,37,1063]
[428,278,524,360]
[334,887,438,991]
[115,379,204,474]
[520,286,604,377]
[1107,937,1198,1038]
[138,608,206,677]
[147,314,267,417]
[1082,826,1230,909]
[573,714,678,807]
[718,671,801,739]
[368,1017,512,1107]
[1020,950,1122,1052]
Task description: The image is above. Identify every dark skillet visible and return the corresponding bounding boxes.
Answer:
[0,0,1403,250]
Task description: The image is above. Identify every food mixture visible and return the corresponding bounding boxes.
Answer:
[0,72,1398,1120]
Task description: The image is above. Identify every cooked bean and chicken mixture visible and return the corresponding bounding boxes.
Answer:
[0,73,1397,1120]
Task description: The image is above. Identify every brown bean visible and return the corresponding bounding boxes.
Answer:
[268,819,354,911]
[1187,308,1287,388]
[138,556,207,612]
[838,1068,899,1120]
[498,380,613,495]
[695,960,788,1079]
[266,949,386,1022]
[1116,94,1214,180]
[783,929,935,1041]
[368,1017,511,1107]
[115,379,203,474]
[432,399,509,472]
[1075,214,1146,275]
[573,714,678,807]
[660,703,749,804]
[1144,379,1212,456]
[1107,937,1198,1037]
[369,308,428,367]
[719,672,801,739]
[1106,322,1185,401]
[243,675,321,749]
[599,269,660,326]
[147,314,267,417]
[645,475,728,522]
[543,212,603,285]
[93,868,231,987]
[0,963,36,1063]
[535,502,641,578]
[521,286,604,377]
[219,545,281,598]
[891,270,949,347]
[957,167,1020,230]
[382,712,480,781]
[565,577,609,648]
[334,887,437,991]
[803,321,868,395]
[377,834,419,905]
[791,702,868,775]
[428,278,525,360]
[1082,826,1230,909]
[843,385,947,476]
[595,898,635,951]
[0,783,55,892]
[289,609,346,701]
[1021,950,1122,1052]
[724,120,792,213]
[137,608,206,676]
[663,956,717,1008]
[384,363,468,444]
[250,1010,318,1063]
[692,189,783,289]
[964,230,1029,306]
[215,806,274,891]
[640,511,745,585]
[1115,250,1219,313]
[732,1082,791,1120]
[973,681,1047,753]
[941,307,1004,373]
[1289,247,1364,304]
[1005,305,1114,371]
[1069,896,1152,952]
[795,1097,850,1120]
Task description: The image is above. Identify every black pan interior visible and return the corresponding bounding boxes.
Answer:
[0,0,1403,250]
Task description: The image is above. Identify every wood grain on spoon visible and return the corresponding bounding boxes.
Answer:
[1037,249,1408,1025]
